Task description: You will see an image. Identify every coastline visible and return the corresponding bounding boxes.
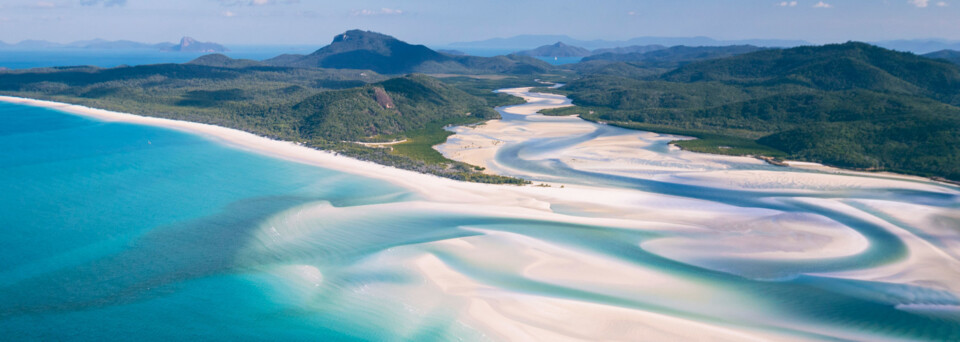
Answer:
[0,94,696,227]
[535,98,960,187]
[4,92,960,340]
[0,95,508,203]
[439,88,955,191]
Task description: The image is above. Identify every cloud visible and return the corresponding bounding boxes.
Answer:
[627,11,637,15]
[813,1,833,7]
[80,0,127,6]
[778,1,798,6]
[34,1,56,8]
[908,0,930,7]
[223,10,236,17]
[937,1,948,6]
[351,8,404,16]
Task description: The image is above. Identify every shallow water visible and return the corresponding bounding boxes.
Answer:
[2,89,960,340]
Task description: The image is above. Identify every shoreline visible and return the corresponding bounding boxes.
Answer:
[0,94,691,216]
[440,88,955,190]
[671,140,957,187]
[536,98,959,188]
[0,92,894,261]
[4,93,959,340]
[0,95,491,198]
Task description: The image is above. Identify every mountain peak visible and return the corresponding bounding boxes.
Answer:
[515,41,592,58]
[179,37,197,47]
[263,29,552,74]
[332,30,397,44]
[161,36,227,53]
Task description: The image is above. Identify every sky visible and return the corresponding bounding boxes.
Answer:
[0,0,958,46]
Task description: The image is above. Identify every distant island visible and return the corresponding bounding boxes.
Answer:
[0,36,227,52]
[0,30,543,184]
[447,34,809,50]
[874,40,960,54]
[514,42,593,58]
[261,29,550,74]
[161,37,229,53]
[437,49,466,55]
[1,30,958,182]
[447,34,960,54]
[591,45,666,55]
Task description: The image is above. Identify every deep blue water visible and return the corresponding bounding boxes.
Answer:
[0,46,581,71]
[0,46,315,70]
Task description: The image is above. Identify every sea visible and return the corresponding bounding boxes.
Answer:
[0,101,437,340]
[1,52,959,340]
[0,46,580,70]
[0,46,316,70]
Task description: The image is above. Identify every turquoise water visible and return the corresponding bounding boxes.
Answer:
[0,102,423,340]
[3,99,960,340]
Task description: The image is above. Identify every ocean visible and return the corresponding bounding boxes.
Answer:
[1,79,959,339]
[0,47,581,70]
[0,102,443,340]
[0,46,316,70]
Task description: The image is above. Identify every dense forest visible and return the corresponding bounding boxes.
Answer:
[264,30,554,75]
[547,42,960,180]
[569,45,766,79]
[581,45,765,67]
[2,34,958,182]
[923,50,960,66]
[0,29,566,184]
[0,62,530,184]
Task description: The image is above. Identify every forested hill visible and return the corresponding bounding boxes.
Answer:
[571,45,767,79]
[924,50,960,66]
[293,74,498,141]
[267,30,446,73]
[662,42,960,104]
[548,42,960,181]
[265,29,553,75]
[514,42,593,58]
[582,45,764,67]
[0,63,527,184]
[187,54,263,68]
[590,45,666,55]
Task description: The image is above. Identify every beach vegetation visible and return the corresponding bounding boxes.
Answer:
[550,42,960,180]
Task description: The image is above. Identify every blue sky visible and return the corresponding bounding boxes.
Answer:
[0,0,957,45]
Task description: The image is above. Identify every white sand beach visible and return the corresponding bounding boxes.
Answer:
[4,90,959,341]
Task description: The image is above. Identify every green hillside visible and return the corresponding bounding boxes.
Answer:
[0,64,527,184]
[265,30,553,75]
[582,45,765,68]
[548,42,960,180]
[924,49,960,66]
[293,74,498,141]
[515,42,593,57]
